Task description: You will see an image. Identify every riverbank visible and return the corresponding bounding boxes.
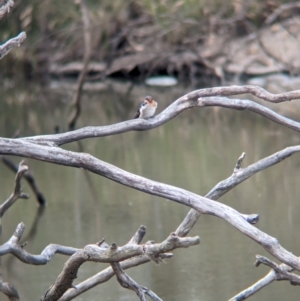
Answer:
[1,0,299,83]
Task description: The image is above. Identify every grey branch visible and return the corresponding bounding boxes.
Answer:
[0,223,80,264]
[41,232,199,301]
[1,86,300,299]
[0,139,300,271]
[111,262,162,301]
[112,227,162,301]
[128,225,146,244]
[1,156,46,205]
[20,86,300,146]
[0,161,29,218]
[229,255,300,301]
[0,0,14,19]
[59,253,172,301]
[0,32,26,60]
[255,255,300,285]
[0,274,19,301]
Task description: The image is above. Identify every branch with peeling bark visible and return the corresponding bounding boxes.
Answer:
[0,0,14,19]
[41,230,199,301]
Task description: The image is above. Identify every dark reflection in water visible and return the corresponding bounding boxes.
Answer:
[0,80,300,301]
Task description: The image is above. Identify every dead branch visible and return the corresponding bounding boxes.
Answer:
[0,223,80,264]
[60,226,166,301]
[111,262,162,301]
[175,151,258,238]
[229,254,300,301]
[1,156,46,205]
[0,0,14,19]
[128,225,146,244]
[112,226,162,301]
[68,0,92,130]
[21,86,300,146]
[255,255,300,285]
[59,254,172,301]
[1,137,300,272]
[0,32,26,60]
[41,232,199,301]
[0,274,19,301]
[0,161,29,219]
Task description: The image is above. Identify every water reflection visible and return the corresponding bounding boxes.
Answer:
[0,80,300,301]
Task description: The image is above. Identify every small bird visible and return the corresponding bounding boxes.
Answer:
[134,96,158,119]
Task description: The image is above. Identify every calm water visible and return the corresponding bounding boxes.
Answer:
[1,79,300,301]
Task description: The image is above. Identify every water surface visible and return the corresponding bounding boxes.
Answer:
[1,79,300,301]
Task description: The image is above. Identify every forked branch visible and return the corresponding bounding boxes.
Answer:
[0,223,80,264]
[41,232,199,301]
[21,85,300,146]
[0,161,29,219]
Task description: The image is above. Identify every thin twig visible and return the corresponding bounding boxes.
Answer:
[68,0,92,130]
[1,156,46,205]
[0,161,29,219]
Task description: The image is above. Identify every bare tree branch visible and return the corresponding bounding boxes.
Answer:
[21,86,300,147]
[128,225,146,244]
[59,253,173,301]
[0,0,14,19]
[0,32,26,60]
[0,138,300,272]
[1,156,46,205]
[0,223,80,264]
[41,232,199,301]
[255,255,300,285]
[0,274,19,301]
[0,161,29,219]
[111,226,162,301]
[111,262,162,301]
[229,255,300,301]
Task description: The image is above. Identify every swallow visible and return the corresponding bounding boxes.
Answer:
[134,96,158,119]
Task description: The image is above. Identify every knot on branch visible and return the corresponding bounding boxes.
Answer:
[142,244,167,266]
[110,243,117,250]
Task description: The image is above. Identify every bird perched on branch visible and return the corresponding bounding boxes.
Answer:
[134,96,157,119]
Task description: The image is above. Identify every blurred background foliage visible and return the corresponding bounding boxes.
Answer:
[0,0,295,79]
